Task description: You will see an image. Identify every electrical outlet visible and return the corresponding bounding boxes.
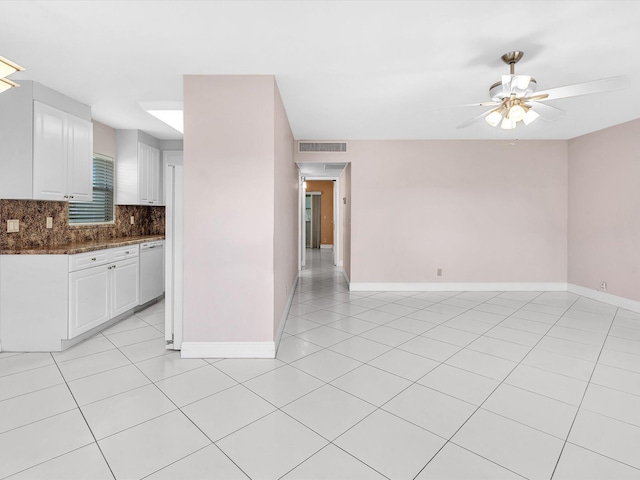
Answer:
[600,281,607,291]
[46,217,53,229]
[130,216,135,225]
[7,219,19,233]
[437,268,443,277]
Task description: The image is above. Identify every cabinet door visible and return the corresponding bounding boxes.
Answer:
[69,265,110,338]
[33,101,67,201]
[138,143,150,204]
[111,257,140,317]
[148,146,161,204]
[67,113,93,202]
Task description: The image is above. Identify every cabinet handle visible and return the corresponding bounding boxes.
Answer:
[125,251,130,254]
[91,257,96,261]
[63,195,69,199]
[70,195,74,199]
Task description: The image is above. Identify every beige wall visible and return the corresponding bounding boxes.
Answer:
[306,180,334,245]
[273,84,298,336]
[568,119,640,301]
[92,120,116,158]
[183,75,297,347]
[183,75,277,343]
[297,139,568,285]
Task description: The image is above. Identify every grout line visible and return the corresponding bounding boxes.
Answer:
[411,290,582,479]
[548,306,621,480]
[49,352,117,480]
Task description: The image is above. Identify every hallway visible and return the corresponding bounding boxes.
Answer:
[0,248,640,478]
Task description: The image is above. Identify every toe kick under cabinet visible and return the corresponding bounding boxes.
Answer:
[0,245,141,352]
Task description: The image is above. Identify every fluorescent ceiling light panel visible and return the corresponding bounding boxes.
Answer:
[0,56,24,80]
[0,77,18,93]
[138,101,183,133]
[147,110,183,133]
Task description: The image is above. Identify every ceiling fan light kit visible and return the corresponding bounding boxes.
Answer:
[444,50,627,130]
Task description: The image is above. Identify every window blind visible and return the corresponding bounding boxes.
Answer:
[68,155,114,224]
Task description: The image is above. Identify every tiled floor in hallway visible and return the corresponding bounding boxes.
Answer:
[2,248,640,479]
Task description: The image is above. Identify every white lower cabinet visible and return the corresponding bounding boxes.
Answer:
[68,247,140,339]
[69,265,110,338]
[111,257,140,317]
[0,242,156,352]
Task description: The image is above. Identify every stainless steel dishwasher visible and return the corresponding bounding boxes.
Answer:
[139,240,164,305]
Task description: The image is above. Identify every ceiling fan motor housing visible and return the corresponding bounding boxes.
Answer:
[489,78,537,101]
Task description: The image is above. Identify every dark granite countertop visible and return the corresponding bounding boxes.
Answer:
[0,235,165,255]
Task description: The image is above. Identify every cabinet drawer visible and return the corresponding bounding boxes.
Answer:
[69,250,109,272]
[108,245,139,262]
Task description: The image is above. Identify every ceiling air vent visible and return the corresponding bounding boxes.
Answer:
[298,141,347,153]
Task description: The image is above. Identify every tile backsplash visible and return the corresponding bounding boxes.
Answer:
[0,200,165,250]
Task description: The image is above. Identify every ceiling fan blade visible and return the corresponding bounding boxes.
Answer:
[456,109,492,129]
[529,102,566,121]
[521,94,549,102]
[535,75,628,101]
[426,101,500,111]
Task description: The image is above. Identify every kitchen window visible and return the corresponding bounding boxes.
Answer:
[68,154,115,224]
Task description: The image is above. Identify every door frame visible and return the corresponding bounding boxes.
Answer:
[299,176,342,268]
[164,150,183,350]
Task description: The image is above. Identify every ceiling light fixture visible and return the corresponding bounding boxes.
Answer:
[0,77,19,94]
[485,109,503,127]
[0,56,24,79]
[485,96,539,129]
[0,55,24,93]
[507,104,527,122]
[500,116,516,130]
[138,101,184,134]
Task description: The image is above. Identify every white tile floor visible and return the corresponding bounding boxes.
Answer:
[1,249,640,479]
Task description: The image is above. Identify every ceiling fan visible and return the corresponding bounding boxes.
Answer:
[441,51,628,130]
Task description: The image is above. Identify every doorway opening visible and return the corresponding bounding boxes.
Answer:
[297,162,349,275]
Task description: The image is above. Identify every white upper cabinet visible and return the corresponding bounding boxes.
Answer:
[138,142,161,204]
[116,130,163,205]
[66,112,94,202]
[0,81,93,200]
[33,101,93,202]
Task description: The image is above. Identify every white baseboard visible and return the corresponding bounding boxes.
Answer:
[181,341,275,359]
[320,244,333,249]
[349,282,568,292]
[181,273,300,360]
[342,268,350,287]
[568,283,640,313]
[275,273,300,351]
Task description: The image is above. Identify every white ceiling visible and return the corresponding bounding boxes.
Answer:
[297,162,347,178]
[2,1,639,141]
